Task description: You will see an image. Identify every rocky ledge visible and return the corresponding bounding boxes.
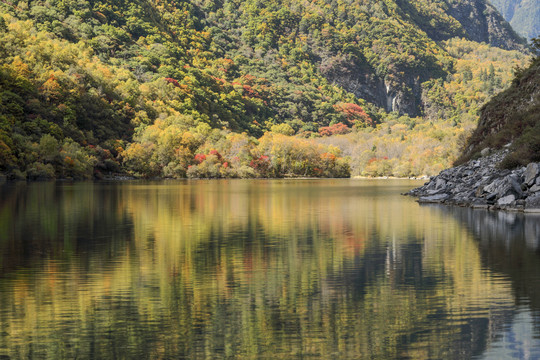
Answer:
[407,150,540,213]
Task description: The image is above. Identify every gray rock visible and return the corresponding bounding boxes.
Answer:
[524,163,539,186]
[435,178,447,190]
[475,185,485,197]
[425,181,436,190]
[405,149,540,212]
[497,194,516,206]
[480,148,491,157]
[495,175,523,198]
[484,179,502,194]
[418,193,450,203]
[471,198,487,206]
[525,194,540,211]
[425,189,444,195]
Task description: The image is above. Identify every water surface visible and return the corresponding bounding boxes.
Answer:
[1,179,540,359]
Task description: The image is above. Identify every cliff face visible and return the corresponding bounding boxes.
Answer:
[328,0,528,116]
[489,0,540,40]
[324,65,422,116]
[446,0,527,50]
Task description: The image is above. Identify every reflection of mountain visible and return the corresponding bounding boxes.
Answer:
[439,206,540,309]
[337,238,516,359]
[0,180,524,358]
[432,205,540,357]
[0,182,135,274]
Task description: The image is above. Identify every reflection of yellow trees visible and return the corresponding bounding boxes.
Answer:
[0,180,515,358]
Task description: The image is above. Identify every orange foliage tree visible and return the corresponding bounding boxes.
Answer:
[333,103,374,127]
[318,123,351,136]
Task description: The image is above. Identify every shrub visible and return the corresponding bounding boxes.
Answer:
[27,162,55,180]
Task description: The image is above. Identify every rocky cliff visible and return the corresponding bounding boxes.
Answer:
[332,0,528,116]
[447,0,527,50]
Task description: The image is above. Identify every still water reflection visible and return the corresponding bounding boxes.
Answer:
[0,179,539,359]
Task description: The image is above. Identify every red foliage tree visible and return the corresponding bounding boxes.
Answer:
[318,123,351,136]
[165,77,180,88]
[194,153,206,163]
[333,103,374,126]
[209,149,222,160]
[249,155,271,176]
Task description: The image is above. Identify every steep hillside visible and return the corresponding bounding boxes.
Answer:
[489,0,540,40]
[0,0,526,119]
[446,0,526,49]
[0,0,530,179]
[456,39,540,167]
[409,44,540,212]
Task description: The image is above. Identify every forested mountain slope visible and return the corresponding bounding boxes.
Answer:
[0,0,530,179]
[489,0,540,40]
[456,39,540,167]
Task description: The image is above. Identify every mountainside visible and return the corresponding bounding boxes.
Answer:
[446,0,526,49]
[457,40,540,167]
[408,41,540,212]
[489,0,540,40]
[0,0,530,180]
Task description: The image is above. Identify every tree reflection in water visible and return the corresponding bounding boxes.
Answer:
[0,180,535,359]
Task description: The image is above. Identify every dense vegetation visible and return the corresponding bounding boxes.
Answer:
[0,0,530,179]
[456,38,540,168]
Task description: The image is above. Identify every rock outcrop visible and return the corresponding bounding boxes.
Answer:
[407,149,540,212]
[446,0,527,51]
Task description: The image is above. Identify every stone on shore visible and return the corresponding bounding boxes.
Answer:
[525,163,540,186]
[525,194,540,212]
[497,194,516,206]
[418,193,450,203]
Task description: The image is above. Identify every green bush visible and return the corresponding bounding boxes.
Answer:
[27,162,55,180]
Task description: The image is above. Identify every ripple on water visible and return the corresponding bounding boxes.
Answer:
[0,179,539,358]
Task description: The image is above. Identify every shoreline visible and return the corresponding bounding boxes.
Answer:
[0,173,428,183]
[352,175,428,180]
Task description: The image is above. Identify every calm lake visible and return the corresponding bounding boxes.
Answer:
[1,179,540,359]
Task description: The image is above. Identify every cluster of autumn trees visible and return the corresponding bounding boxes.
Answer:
[0,0,531,179]
[122,118,349,178]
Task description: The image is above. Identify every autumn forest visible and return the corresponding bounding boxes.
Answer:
[0,0,534,180]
